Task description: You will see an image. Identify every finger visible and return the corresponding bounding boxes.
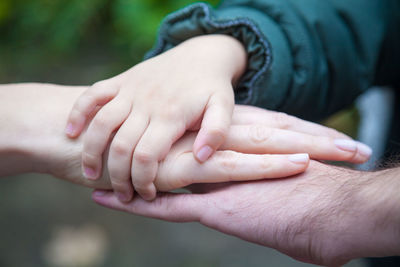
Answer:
[132,120,186,201]
[108,112,149,202]
[193,90,234,162]
[156,151,309,191]
[220,125,371,163]
[66,81,119,138]
[82,95,131,180]
[232,105,350,139]
[92,190,204,223]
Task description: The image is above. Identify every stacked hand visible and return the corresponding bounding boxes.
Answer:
[64,33,370,200]
[62,105,371,192]
[65,35,247,201]
[2,83,386,267]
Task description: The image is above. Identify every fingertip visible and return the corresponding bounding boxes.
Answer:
[138,183,157,202]
[115,191,133,203]
[356,142,372,158]
[92,190,113,203]
[193,127,227,163]
[288,153,310,165]
[65,115,86,138]
[92,190,118,209]
[195,145,213,163]
[65,122,78,137]
[83,166,99,180]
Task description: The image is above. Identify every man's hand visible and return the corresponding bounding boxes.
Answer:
[92,161,400,266]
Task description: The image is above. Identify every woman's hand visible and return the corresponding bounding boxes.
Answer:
[0,83,371,192]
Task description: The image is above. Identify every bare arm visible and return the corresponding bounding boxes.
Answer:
[0,83,111,188]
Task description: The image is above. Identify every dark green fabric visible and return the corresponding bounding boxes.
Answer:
[147,0,400,121]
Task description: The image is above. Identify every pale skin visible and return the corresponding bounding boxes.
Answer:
[2,83,388,266]
[0,83,368,187]
[65,34,247,202]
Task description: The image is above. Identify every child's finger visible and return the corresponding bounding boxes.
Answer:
[220,125,371,163]
[193,91,234,163]
[131,120,186,201]
[82,96,131,180]
[66,81,119,138]
[156,151,309,191]
[108,112,149,203]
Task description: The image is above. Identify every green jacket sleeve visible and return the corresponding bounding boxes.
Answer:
[146,0,400,121]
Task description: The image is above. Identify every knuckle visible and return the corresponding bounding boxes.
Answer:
[111,139,132,157]
[82,151,98,166]
[159,104,182,121]
[217,151,239,176]
[248,124,273,144]
[133,150,155,165]
[259,156,272,170]
[273,112,293,130]
[91,116,108,129]
[92,115,113,131]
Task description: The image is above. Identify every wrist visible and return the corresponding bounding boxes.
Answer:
[359,169,400,256]
[327,168,400,261]
[177,34,247,85]
[0,83,48,175]
[293,164,400,265]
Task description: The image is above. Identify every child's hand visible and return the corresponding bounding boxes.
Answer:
[65,35,247,202]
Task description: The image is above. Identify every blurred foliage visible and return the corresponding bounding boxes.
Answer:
[323,106,360,139]
[0,0,218,83]
[0,0,357,134]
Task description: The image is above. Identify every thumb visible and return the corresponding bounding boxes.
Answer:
[193,91,234,162]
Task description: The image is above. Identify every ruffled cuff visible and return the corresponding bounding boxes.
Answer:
[145,2,273,105]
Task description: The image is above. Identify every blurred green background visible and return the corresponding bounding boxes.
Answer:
[0,1,362,266]
[0,0,219,84]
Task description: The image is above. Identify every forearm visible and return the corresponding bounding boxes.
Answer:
[0,83,111,188]
[356,168,400,257]
[175,34,247,85]
[315,166,400,262]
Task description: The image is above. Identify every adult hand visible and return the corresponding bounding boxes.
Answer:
[152,105,371,191]
[47,103,372,191]
[0,83,370,191]
[93,161,400,266]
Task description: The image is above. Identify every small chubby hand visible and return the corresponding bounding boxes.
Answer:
[65,35,247,202]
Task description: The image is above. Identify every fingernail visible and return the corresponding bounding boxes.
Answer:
[356,142,372,157]
[84,167,97,180]
[288,153,309,164]
[196,145,213,162]
[65,123,75,136]
[116,192,130,202]
[334,139,357,152]
[93,190,107,197]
